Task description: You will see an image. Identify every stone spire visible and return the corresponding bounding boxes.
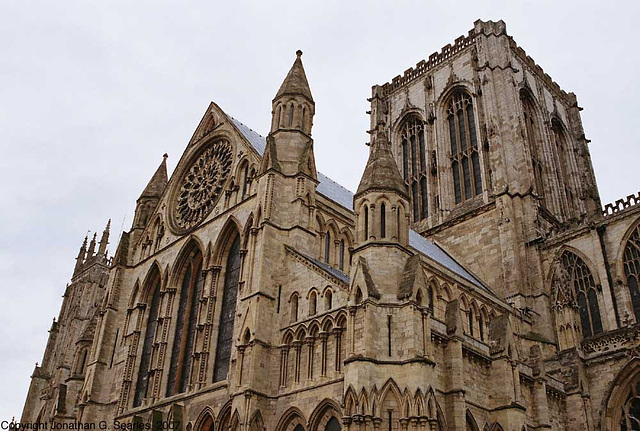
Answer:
[74,235,88,275]
[355,127,409,200]
[274,50,313,104]
[262,51,317,178]
[139,154,168,201]
[133,154,168,229]
[98,219,110,256]
[87,233,97,258]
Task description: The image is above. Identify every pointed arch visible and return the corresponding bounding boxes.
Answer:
[216,401,232,431]
[466,409,480,431]
[276,406,307,431]
[166,237,204,397]
[343,386,358,416]
[194,407,216,431]
[620,218,640,323]
[229,409,241,431]
[603,358,640,430]
[308,399,343,431]
[249,410,265,431]
[133,263,163,407]
[212,220,242,383]
[379,379,402,430]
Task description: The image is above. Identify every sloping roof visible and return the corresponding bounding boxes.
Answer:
[275,51,314,102]
[229,114,488,292]
[285,245,349,285]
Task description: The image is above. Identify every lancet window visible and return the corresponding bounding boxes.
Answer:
[521,91,545,206]
[447,91,482,204]
[167,249,204,396]
[213,235,241,382]
[624,224,640,322]
[133,272,161,406]
[400,117,428,221]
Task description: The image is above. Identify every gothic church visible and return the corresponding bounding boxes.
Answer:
[21,20,640,430]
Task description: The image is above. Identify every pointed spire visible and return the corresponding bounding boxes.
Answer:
[98,219,111,256]
[355,127,409,199]
[274,50,314,103]
[87,233,97,258]
[139,154,168,201]
[74,235,88,275]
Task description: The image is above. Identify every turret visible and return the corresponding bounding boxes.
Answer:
[261,51,316,178]
[133,154,168,230]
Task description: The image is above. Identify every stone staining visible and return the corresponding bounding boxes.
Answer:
[174,140,233,232]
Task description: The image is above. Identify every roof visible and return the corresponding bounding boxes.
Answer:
[355,130,409,199]
[274,51,314,103]
[230,115,488,292]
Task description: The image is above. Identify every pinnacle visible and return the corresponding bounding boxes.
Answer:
[274,50,314,103]
[139,154,168,200]
[355,128,408,199]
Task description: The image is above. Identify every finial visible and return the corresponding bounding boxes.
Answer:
[296,50,303,58]
[163,153,168,160]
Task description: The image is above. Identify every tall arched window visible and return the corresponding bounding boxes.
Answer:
[241,163,249,199]
[447,91,482,204]
[521,90,545,207]
[213,235,242,382]
[325,290,333,310]
[167,249,204,396]
[364,206,369,240]
[624,224,640,322]
[339,240,345,271]
[380,203,386,238]
[290,294,299,323]
[560,251,603,338]
[468,308,474,337]
[400,117,428,221]
[133,272,161,407]
[309,291,317,316]
[551,119,575,218]
[324,232,331,263]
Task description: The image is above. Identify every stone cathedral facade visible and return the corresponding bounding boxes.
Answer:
[20,19,640,430]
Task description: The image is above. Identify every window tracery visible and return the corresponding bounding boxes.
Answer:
[447,91,482,204]
[520,91,545,206]
[133,272,161,407]
[167,250,204,396]
[400,117,428,221]
[552,250,603,338]
[624,224,640,322]
[213,235,241,382]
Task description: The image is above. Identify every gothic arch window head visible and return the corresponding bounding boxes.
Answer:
[167,248,204,396]
[325,417,341,431]
[355,287,363,305]
[134,269,162,407]
[213,234,242,383]
[623,223,640,322]
[400,116,428,222]
[554,250,603,338]
[447,90,482,204]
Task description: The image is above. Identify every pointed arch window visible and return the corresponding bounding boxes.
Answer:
[309,291,317,316]
[241,163,249,199]
[468,308,474,337]
[213,235,241,382]
[448,91,482,204]
[290,293,299,323]
[380,203,386,238]
[364,206,369,240]
[552,119,575,218]
[400,117,428,221]
[559,251,603,338]
[167,250,204,396]
[521,91,545,206]
[325,417,341,431]
[624,225,640,322]
[325,290,333,310]
[324,232,331,263]
[339,240,345,271]
[133,272,161,406]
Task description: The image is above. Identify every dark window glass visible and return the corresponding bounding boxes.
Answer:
[380,203,386,238]
[134,277,161,406]
[213,236,241,382]
[624,225,640,322]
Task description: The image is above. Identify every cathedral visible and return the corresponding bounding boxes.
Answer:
[20,19,640,430]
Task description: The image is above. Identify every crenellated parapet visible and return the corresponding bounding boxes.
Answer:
[602,191,640,216]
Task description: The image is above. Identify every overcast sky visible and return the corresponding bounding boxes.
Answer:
[1,0,639,420]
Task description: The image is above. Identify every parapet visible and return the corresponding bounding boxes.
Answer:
[603,192,640,216]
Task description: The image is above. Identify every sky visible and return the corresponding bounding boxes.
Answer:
[1,0,639,420]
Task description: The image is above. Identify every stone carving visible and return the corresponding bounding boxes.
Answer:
[172,140,233,232]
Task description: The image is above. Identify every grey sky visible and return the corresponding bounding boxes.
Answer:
[1,0,638,419]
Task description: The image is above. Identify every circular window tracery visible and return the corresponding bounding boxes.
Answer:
[170,140,233,233]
